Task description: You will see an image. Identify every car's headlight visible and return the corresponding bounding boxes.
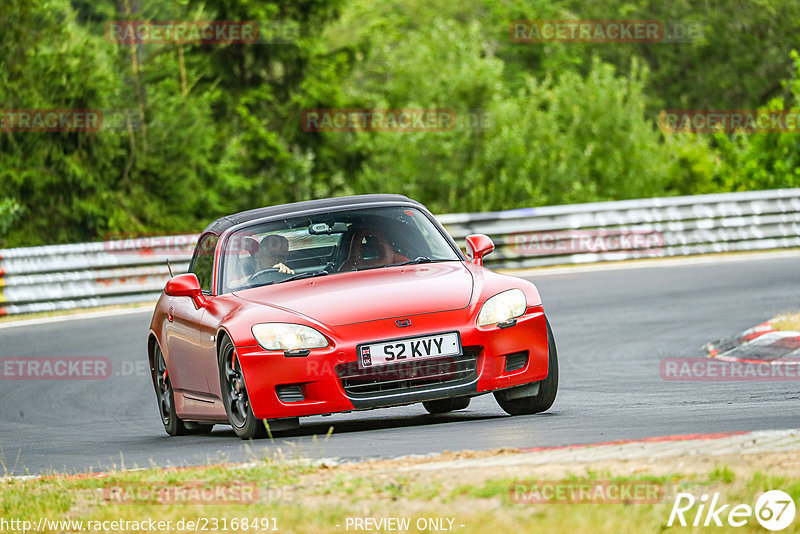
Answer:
[251,323,328,351]
[477,289,527,326]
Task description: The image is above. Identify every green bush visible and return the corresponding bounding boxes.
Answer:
[714,50,800,192]
[0,0,797,246]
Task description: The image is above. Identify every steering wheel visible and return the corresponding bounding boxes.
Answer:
[246,267,280,285]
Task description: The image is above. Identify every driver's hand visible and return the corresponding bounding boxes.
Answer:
[273,263,295,274]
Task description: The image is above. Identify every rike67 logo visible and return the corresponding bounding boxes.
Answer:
[668,490,796,531]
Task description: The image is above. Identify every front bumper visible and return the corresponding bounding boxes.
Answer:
[237,305,549,420]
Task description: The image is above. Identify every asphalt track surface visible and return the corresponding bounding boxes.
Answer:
[1,253,799,475]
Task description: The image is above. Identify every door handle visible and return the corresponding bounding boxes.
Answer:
[168,306,174,322]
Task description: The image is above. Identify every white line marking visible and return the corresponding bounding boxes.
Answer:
[0,305,155,330]
[502,249,800,277]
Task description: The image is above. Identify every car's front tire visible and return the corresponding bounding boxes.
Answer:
[423,396,471,414]
[219,336,267,439]
[153,344,213,436]
[494,318,558,415]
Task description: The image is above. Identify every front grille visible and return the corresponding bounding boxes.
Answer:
[275,385,304,403]
[504,351,529,373]
[337,348,479,398]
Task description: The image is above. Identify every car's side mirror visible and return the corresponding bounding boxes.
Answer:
[165,273,207,308]
[465,234,495,266]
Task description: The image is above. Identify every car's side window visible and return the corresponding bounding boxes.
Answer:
[190,234,218,293]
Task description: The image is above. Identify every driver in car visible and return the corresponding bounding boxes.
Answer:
[228,234,295,288]
[255,234,295,274]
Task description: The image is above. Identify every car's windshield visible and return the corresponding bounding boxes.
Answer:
[221,206,461,293]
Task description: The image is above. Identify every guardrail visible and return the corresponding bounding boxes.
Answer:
[2,189,799,316]
[439,188,800,269]
[0,236,197,316]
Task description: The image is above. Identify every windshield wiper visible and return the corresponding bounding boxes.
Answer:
[352,257,456,272]
[277,269,330,283]
[384,256,458,268]
[394,256,433,266]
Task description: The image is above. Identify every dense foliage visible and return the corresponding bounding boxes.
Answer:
[1,0,799,246]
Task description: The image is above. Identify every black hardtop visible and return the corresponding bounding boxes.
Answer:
[201,194,422,235]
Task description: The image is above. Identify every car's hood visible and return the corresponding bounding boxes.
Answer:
[232,262,473,326]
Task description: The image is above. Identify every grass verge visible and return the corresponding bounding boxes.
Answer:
[3,448,800,533]
[771,312,800,332]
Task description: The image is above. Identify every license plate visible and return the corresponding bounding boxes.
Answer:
[358,332,462,369]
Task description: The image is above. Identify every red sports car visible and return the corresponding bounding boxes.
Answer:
[148,195,557,439]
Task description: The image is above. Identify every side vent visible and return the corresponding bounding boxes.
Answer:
[276,385,304,403]
[504,351,529,373]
